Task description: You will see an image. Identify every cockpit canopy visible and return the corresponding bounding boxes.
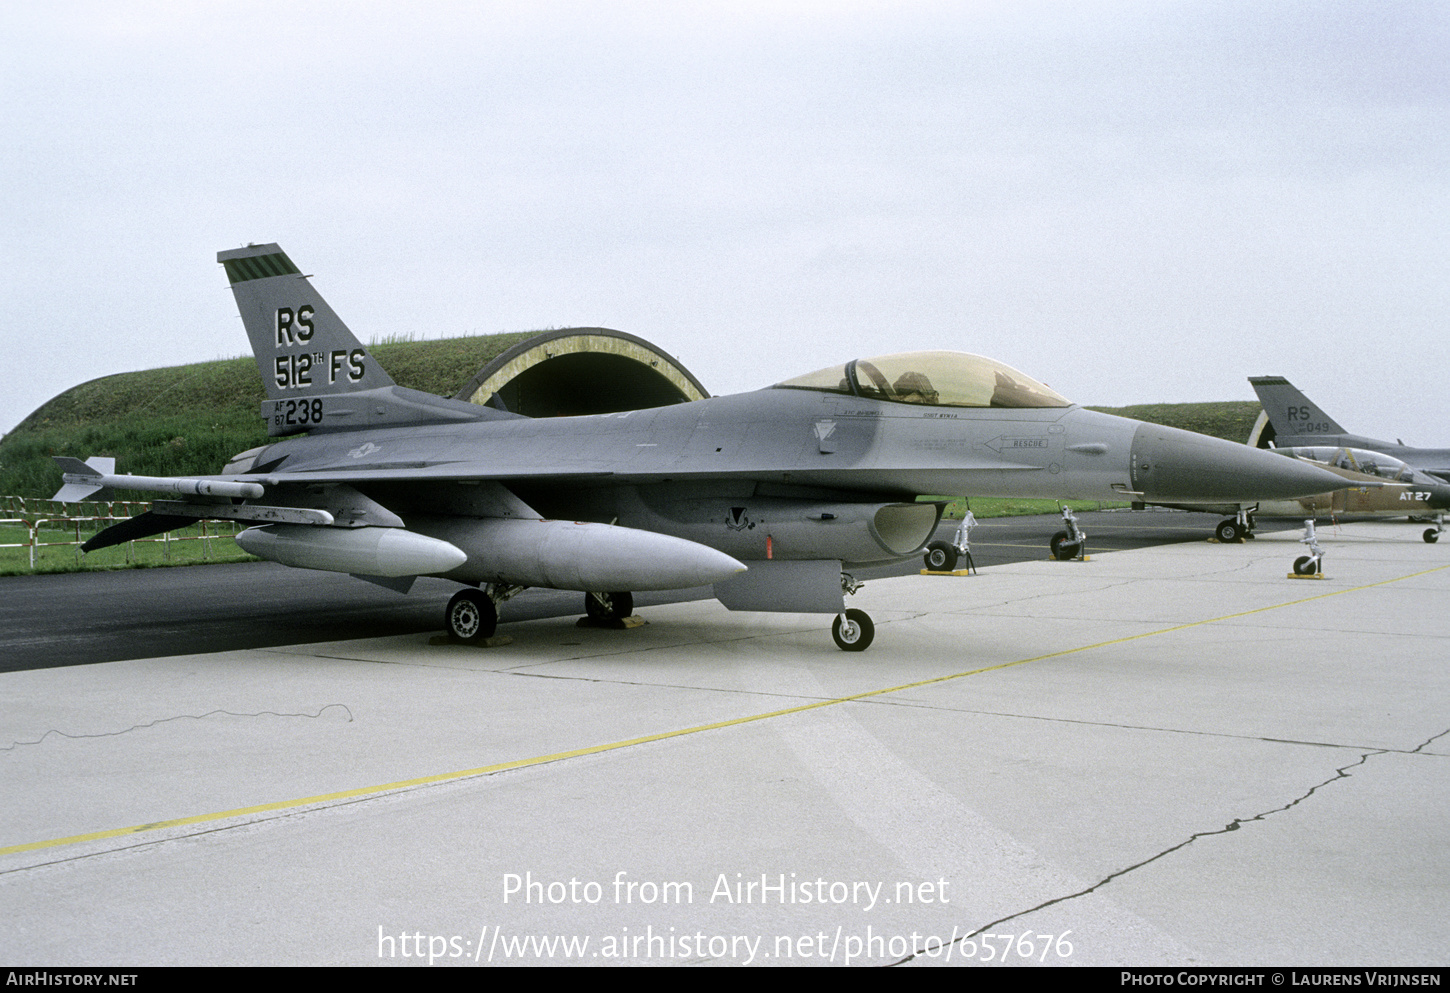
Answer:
[1283,446,1425,483]
[774,351,1071,409]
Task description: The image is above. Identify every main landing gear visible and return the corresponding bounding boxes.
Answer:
[445,575,882,652]
[1215,507,1257,543]
[445,583,525,643]
[1050,506,1087,561]
[445,588,498,642]
[584,590,634,623]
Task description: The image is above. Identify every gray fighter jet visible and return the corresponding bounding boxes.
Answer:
[51,244,1350,651]
[1134,445,1450,544]
[1250,376,1450,482]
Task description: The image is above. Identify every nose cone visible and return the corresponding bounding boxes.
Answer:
[1129,423,1351,502]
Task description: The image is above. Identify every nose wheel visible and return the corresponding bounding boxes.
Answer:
[1050,507,1087,561]
[1290,520,1325,578]
[922,509,977,573]
[923,541,957,571]
[832,608,875,652]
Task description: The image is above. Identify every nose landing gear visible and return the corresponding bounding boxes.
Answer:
[1050,507,1087,561]
[1290,520,1325,577]
[922,508,977,574]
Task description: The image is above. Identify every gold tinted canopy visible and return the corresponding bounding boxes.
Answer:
[775,351,1071,408]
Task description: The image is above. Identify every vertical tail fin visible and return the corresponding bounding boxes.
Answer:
[219,243,499,435]
[1248,376,1346,440]
[218,243,395,401]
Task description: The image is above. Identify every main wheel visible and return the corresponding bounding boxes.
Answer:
[1293,556,1319,576]
[446,589,497,642]
[585,590,634,621]
[1425,529,1440,544]
[1050,531,1081,560]
[832,609,875,652]
[923,541,958,571]
[1216,519,1241,542]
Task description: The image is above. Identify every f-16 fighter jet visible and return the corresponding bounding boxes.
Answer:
[53,244,1350,651]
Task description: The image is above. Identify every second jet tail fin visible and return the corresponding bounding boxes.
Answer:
[1248,376,1346,443]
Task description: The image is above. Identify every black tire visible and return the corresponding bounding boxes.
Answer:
[923,541,958,571]
[1216,519,1241,542]
[586,591,634,621]
[831,609,875,652]
[446,589,497,642]
[1425,529,1440,544]
[1293,556,1319,576]
[1051,531,1082,560]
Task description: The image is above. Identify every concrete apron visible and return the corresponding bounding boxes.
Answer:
[1,522,1446,966]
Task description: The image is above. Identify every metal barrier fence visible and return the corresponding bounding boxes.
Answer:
[0,496,243,570]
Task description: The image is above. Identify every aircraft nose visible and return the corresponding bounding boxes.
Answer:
[1129,423,1350,502]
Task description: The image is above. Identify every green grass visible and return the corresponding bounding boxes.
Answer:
[0,332,540,498]
[924,496,1128,519]
[0,519,256,576]
[1086,401,1262,445]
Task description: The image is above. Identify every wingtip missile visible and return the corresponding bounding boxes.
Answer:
[52,456,265,502]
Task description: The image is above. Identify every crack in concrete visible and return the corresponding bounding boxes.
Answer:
[1409,726,1450,754]
[2,704,354,752]
[890,747,1393,966]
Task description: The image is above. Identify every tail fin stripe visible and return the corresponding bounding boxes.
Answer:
[224,252,301,284]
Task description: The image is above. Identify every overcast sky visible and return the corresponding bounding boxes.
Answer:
[3,1,1447,445]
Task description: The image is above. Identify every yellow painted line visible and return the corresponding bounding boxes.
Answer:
[6,562,1446,859]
